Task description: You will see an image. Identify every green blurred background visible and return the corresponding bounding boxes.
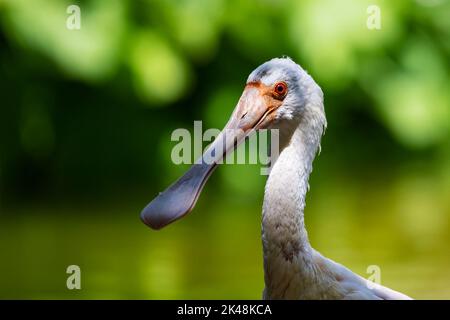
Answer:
[0,0,449,299]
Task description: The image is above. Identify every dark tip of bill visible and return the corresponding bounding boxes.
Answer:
[140,206,164,230]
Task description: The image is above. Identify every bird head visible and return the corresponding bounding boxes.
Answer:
[244,57,324,130]
[141,57,324,229]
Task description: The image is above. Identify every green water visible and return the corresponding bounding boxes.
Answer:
[1,183,449,299]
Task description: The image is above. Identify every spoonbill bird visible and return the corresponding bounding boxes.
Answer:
[141,57,412,300]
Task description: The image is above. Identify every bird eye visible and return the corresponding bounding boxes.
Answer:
[274,82,287,98]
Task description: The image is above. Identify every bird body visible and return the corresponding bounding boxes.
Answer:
[141,57,412,300]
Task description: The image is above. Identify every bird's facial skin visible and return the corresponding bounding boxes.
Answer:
[235,81,287,131]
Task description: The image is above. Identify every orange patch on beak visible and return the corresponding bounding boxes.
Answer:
[236,81,284,131]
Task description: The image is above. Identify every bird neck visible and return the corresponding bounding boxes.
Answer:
[261,106,325,298]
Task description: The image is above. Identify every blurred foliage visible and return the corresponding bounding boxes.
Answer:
[0,0,449,299]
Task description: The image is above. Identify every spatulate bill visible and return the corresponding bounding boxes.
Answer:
[141,84,279,229]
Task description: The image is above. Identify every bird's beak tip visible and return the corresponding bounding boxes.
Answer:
[140,206,165,230]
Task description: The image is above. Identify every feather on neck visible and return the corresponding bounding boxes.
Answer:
[262,102,327,299]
